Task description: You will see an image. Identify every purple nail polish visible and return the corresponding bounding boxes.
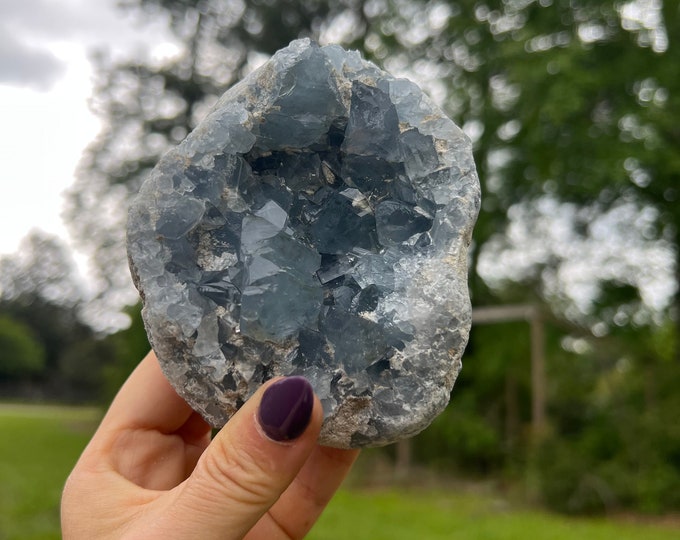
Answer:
[258,377,314,442]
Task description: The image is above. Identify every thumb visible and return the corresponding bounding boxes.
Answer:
[165,376,323,540]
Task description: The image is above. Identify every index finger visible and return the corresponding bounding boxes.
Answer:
[101,350,196,434]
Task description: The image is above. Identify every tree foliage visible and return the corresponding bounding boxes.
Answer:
[0,315,46,379]
[0,232,115,400]
[0,232,89,373]
[0,230,83,308]
[0,232,151,402]
[100,303,151,401]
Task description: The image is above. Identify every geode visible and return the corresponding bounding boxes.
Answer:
[127,39,480,448]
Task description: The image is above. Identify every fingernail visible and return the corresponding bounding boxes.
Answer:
[258,376,314,442]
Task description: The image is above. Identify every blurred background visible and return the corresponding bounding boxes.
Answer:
[1,0,679,538]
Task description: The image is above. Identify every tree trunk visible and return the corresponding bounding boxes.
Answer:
[530,310,547,443]
[394,439,412,481]
[505,372,519,451]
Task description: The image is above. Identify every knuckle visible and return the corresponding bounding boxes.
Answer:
[197,441,275,506]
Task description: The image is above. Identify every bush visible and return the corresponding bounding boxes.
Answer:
[413,392,505,473]
[535,435,617,514]
[100,304,150,402]
[0,315,46,378]
[536,345,680,515]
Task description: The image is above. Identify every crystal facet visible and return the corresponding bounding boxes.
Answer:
[127,39,481,448]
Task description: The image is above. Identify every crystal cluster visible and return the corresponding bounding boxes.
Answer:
[127,39,480,448]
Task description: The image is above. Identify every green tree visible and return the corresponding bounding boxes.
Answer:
[0,315,46,379]
[101,303,151,401]
[0,232,115,400]
[0,232,89,375]
[0,230,83,307]
[537,320,680,513]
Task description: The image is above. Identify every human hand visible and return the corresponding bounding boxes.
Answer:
[61,350,359,539]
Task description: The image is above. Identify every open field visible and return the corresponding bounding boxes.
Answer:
[0,404,101,540]
[310,489,679,540]
[0,404,678,540]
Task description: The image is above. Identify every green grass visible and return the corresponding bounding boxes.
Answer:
[0,404,678,540]
[0,404,100,540]
[309,489,679,540]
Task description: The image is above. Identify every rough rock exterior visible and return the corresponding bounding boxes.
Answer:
[127,39,480,448]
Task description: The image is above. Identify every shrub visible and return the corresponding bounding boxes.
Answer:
[0,315,46,378]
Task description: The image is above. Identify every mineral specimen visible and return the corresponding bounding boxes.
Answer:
[127,39,480,448]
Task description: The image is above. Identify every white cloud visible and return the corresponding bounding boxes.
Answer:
[0,0,177,261]
[0,31,65,90]
[0,0,177,90]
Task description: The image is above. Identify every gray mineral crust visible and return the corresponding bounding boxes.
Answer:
[127,39,481,448]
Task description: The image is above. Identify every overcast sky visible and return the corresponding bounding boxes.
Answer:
[0,0,178,259]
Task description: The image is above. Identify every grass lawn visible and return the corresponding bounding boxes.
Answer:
[309,489,679,540]
[0,404,678,540]
[0,404,100,540]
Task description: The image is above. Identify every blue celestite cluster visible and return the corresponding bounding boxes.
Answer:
[127,39,480,448]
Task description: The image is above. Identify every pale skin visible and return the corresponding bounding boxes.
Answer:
[61,351,359,539]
